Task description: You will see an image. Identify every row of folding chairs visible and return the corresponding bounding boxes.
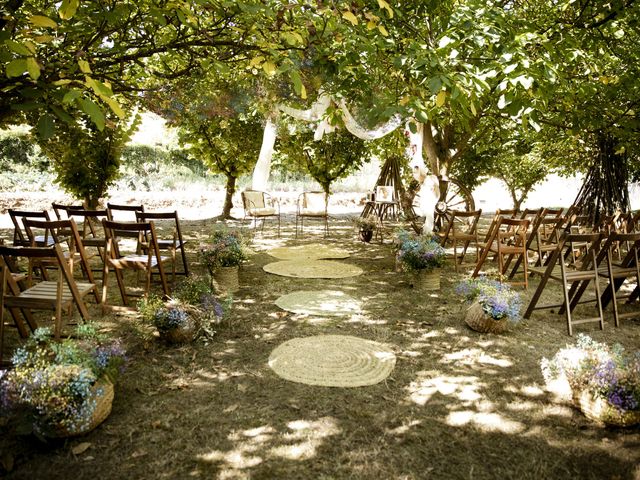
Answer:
[1,203,189,364]
[438,205,640,335]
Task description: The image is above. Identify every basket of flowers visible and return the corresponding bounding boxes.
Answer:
[0,325,126,438]
[456,277,522,333]
[393,229,446,290]
[541,334,640,427]
[354,215,377,243]
[199,229,247,293]
[139,275,229,345]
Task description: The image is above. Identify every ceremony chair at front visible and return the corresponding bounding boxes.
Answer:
[296,191,329,238]
[100,219,170,311]
[241,190,281,237]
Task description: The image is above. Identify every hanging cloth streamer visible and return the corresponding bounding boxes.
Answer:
[251,114,278,191]
[277,93,331,122]
[337,98,404,140]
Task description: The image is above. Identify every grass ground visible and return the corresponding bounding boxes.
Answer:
[1,206,639,480]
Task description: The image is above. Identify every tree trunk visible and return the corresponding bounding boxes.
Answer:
[221,174,237,219]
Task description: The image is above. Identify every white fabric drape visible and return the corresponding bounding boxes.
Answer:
[251,115,278,191]
[337,99,404,140]
[406,122,439,234]
[277,93,331,122]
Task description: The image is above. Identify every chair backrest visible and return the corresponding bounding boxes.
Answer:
[135,211,184,243]
[66,209,108,240]
[106,203,145,222]
[482,209,518,242]
[242,190,266,210]
[301,192,328,213]
[51,202,84,221]
[495,217,530,244]
[102,219,157,256]
[375,185,394,203]
[8,209,52,246]
[439,209,482,245]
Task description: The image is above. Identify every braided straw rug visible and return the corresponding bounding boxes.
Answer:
[263,260,363,278]
[268,243,350,261]
[275,290,361,316]
[268,335,396,387]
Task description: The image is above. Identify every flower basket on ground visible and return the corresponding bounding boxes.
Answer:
[199,230,247,293]
[139,275,230,345]
[354,215,377,243]
[0,325,126,438]
[456,277,522,333]
[393,229,446,290]
[541,335,640,427]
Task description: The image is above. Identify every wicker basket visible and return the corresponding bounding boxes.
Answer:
[572,389,640,427]
[160,324,195,344]
[464,302,508,334]
[212,265,240,293]
[47,377,114,438]
[410,269,440,291]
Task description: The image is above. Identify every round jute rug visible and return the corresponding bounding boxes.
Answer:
[268,335,396,387]
[268,243,350,260]
[263,260,363,278]
[275,290,361,316]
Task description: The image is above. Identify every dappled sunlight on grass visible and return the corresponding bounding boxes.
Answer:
[446,410,526,434]
[196,417,341,474]
[441,348,514,368]
[406,371,484,406]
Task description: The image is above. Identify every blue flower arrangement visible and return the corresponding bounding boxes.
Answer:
[541,334,640,420]
[199,229,247,271]
[0,325,126,436]
[456,276,522,322]
[394,229,446,272]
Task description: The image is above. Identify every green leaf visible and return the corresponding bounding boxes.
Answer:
[104,96,125,119]
[428,77,442,95]
[415,109,429,123]
[342,11,358,26]
[78,59,91,74]
[436,90,447,107]
[37,114,55,139]
[30,15,58,29]
[51,105,74,123]
[290,70,304,97]
[26,57,40,80]
[63,89,81,103]
[79,98,105,130]
[5,40,31,56]
[59,0,80,20]
[6,59,27,78]
[262,61,276,76]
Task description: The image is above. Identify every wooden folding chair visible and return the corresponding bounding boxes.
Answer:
[22,218,99,299]
[101,219,170,310]
[437,209,482,272]
[241,190,281,237]
[524,231,605,336]
[598,232,640,327]
[473,217,530,288]
[8,209,54,247]
[0,243,97,353]
[51,202,84,220]
[296,192,329,238]
[479,209,518,243]
[136,211,190,280]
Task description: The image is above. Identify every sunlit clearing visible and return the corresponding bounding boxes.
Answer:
[239,298,257,304]
[442,348,513,368]
[505,400,538,411]
[406,372,483,405]
[423,331,442,338]
[446,410,525,434]
[444,327,461,335]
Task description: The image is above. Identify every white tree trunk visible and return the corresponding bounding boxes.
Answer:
[251,114,278,191]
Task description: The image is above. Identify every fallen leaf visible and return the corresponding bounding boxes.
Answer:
[224,404,238,413]
[237,384,247,392]
[131,450,147,459]
[71,442,92,455]
[84,456,94,461]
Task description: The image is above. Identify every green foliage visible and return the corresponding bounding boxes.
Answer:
[41,113,141,207]
[279,123,371,194]
[0,127,49,171]
[174,274,214,306]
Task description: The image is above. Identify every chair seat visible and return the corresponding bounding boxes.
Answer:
[111,254,169,269]
[6,281,95,309]
[248,207,277,216]
[299,209,327,217]
[530,264,597,282]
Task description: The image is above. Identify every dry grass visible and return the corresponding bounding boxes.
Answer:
[1,212,640,480]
